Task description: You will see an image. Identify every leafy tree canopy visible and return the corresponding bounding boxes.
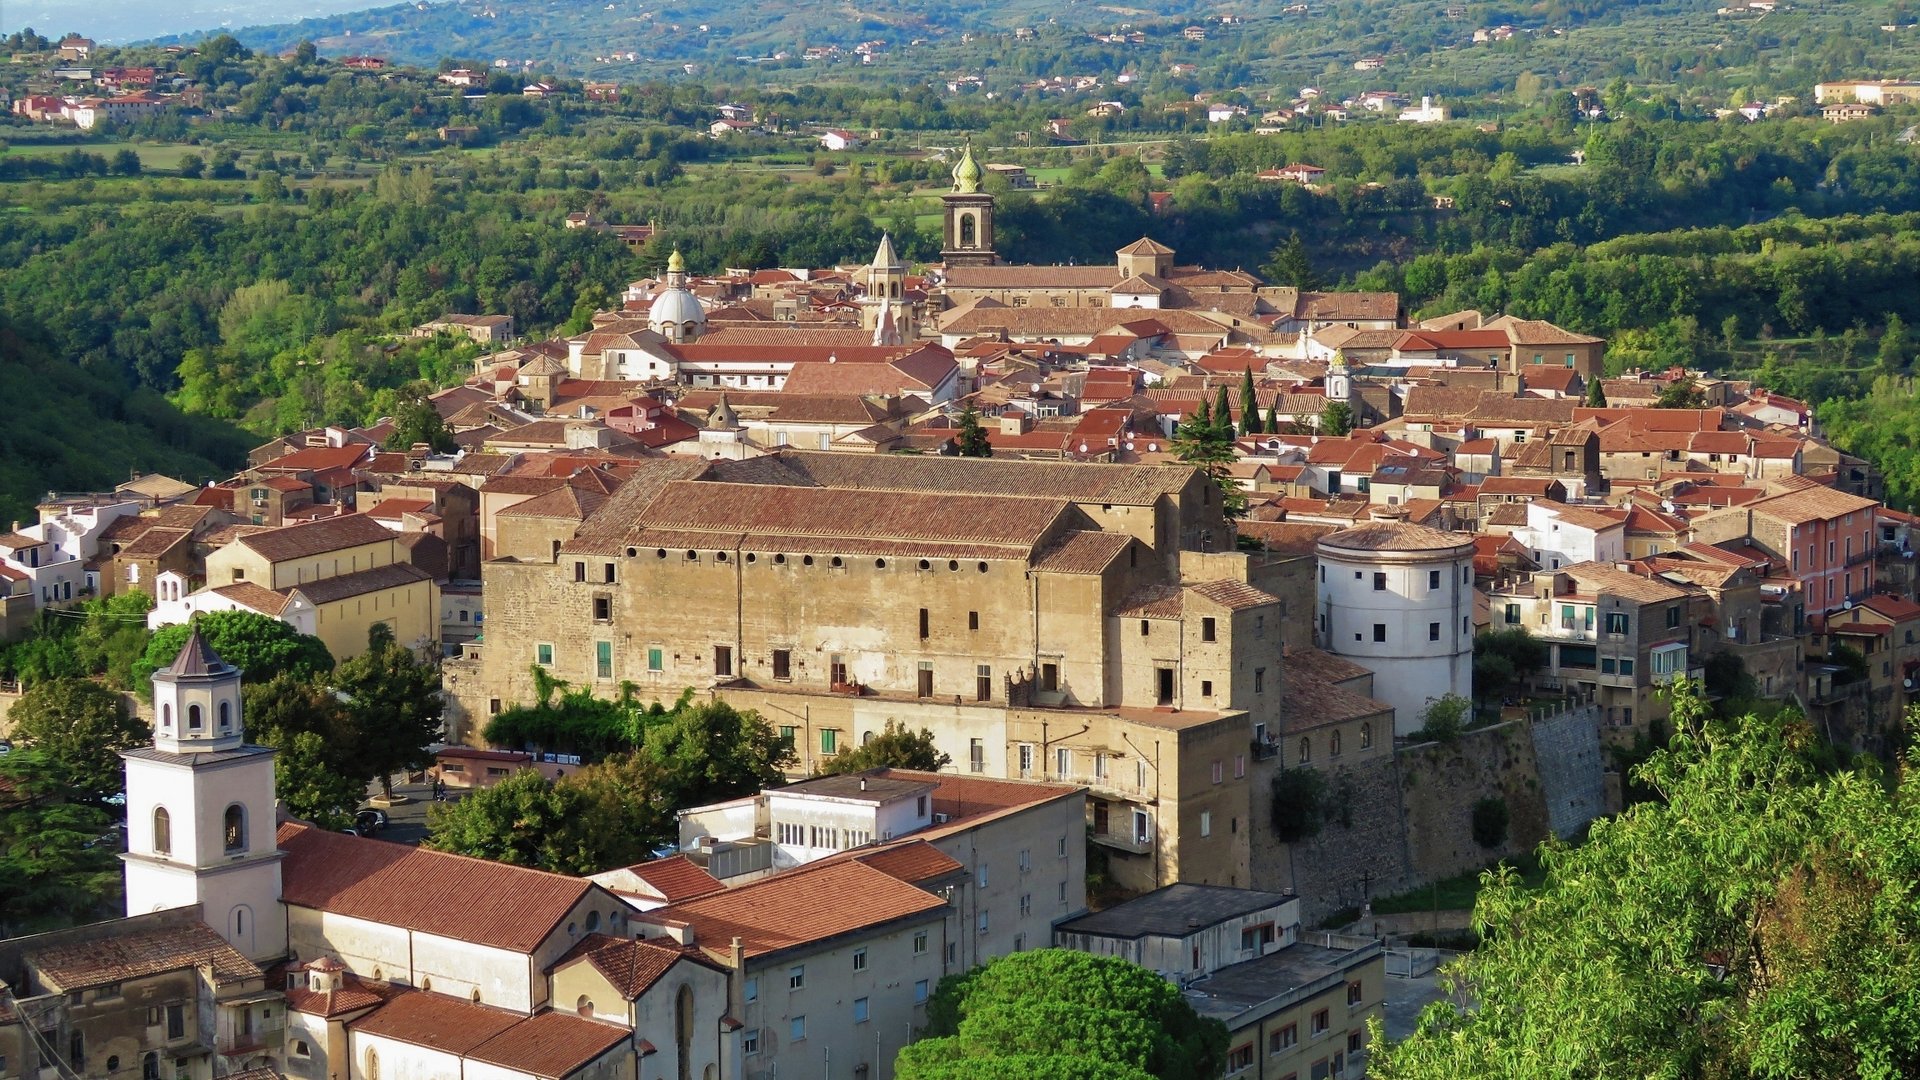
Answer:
[1372,682,1920,1079]
[335,623,443,800]
[956,403,993,458]
[135,612,333,698]
[818,721,951,775]
[906,950,1227,1080]
[7,677,149,808]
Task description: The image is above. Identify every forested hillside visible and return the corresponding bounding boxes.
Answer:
[0,316,251,524]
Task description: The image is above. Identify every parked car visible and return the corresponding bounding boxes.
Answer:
[355,808,389,834]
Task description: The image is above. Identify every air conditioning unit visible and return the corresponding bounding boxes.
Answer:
[933,813,951,824]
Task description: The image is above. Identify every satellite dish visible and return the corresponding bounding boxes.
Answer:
[1905,678,1915,690]
[1148,442,1160,452]
[1843,599,1855,610]
[1124,441,1135,450]
[1079,442,1089,453]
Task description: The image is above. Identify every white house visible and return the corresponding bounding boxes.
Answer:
[1508,501,1626,571]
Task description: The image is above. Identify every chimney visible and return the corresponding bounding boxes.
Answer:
[858,776,868,791]
[730,936,745,971]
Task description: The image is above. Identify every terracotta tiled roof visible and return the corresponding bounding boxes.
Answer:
[633,481,1068,551]
[1746,485,1879,525]
[625,855,725,903]
[347,989,522,1054]
[119,526,193,558]
[289,561,433,606]
[1279,673,1391,733]
[284,974,391,1018]
[210,581,295,615]
[651,859,947,960]
[944,265,1122,289]
[256,444,373,473]
[1560,561,1693,604]
[233,514,393,563]
[1031,530,1134,574]
[1320,520,1474,553]
[853,840,965,885]
[1186,579,1283,610]
[25,920,260,990]
[278,822,597,953]
[1236,521,1335,554]
[1484,315,1603,345]
[547,933,722,1000]
[1114,584,1184,619]
[708,450,1198,506]
[878,769,1080,831]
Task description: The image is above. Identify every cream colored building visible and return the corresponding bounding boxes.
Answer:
[446,451,1289,893]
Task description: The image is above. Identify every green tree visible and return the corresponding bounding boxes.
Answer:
[1879,313,1912,374]
[818,721,951,775]
[426,764,642,874]
[7,678,148,808]
[336,624,443,801]
[1320,400,1355,436]
[381,382,458,453]
[135,613,333,696]
[633,698,794,825]
[1261,232,1319,290]
[1171,399,1245,519]
[1212,383,1234,437]
[1474,628,1547,708]
[177,153,204,178]
[1412,693,1471,744]
[1270,766,1328,842]
[1238,367,1260,437]
[956,403,993,457]
[903,950,1228,1080]
[1654,377,1708,409]
[1470,796,1509,849]
[1372,684,1920,1079]
[1264,400,1281,435]
[275,730,365,829]
[1584,378,1607,407]
[110,148,141,176]
[0,750,122,935]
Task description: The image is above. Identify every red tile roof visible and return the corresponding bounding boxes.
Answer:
[278,822,597,953]
[650,860,947,959]
[467,1009,630,1078]
[548,932,726,1000]
[625,854,725,903]
[851,840,965,885]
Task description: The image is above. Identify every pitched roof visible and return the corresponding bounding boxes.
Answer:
[164,624,234,678]
[852,840,966,885]
[210,581,295,616]
[547,933,722,999]
[1746,484,1879,525]
[1031,530,1134,574]
[650,859,947,960]
[289,561,433,606]
[623,854,725,903]
[707,450,1198,506]
[347,989,522,1054]
[25,920,260,990]
[1559,561,1693,604]
[630,481,1069,552]
[233,514,394,563]
[277,822,596,953]
[1319,520,1473,553]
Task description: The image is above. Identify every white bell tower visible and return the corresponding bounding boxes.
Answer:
[1327,352,1354,405]
[121,624,287,962]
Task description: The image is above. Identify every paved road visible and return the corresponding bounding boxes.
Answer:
[358,778,454,846]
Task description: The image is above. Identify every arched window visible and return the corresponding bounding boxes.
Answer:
[223,804,246,854]
[365,1047,379,1080]
[143,1052,161,1079]
[218,701,232,731]
[187,704,202,730]
[586,911,600,932]
[1360,723,1373,750]
[1330,730,1343,756]
[1298,737,1311,765]
[160,704,172,730]
[959,214,976,248]
[153,807,171,856]
[576,994,594,1019]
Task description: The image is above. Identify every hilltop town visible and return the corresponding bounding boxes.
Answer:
[0,145,1915,1078]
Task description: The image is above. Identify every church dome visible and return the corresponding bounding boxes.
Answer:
[952,144,983,193]
[648,286,706,330]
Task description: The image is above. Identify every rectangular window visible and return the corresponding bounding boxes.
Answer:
[772,648,791,679]
[1056,747,1071,775]
[1041,662,1059,691]
[1505,603,1520,624]
[829,654,847,686]
[1372,624,1386,642]
[978,864,989,888]
[595,640,612,679]
[978,911,990,934]
[915,979,930,1004]
[1212,760,1224,784]
[1620,658,1635,676]
[919,608,930,638]
[1200,811,1212,837]
[604,562,616,584]
[166,1005,185,1041]
[1372,572,1387,591]
[1348,981,1364,1005]
[1312,1009,1330,1035]
[1018,743,1033,775]
[789,965,805,990]
[1607,612,1629,634]
[1429,569,1441,589]
[1667,606,1680,628]
[1235,754,1246,778]
[1429,622,1440,641]
[1348,1030,1365,1054]
[1602,657,1617,674]
[714,645,732,676]
[1271,1024,1297,1052]
[853,948,867,971]
[536,643,553,666]
[573,561,586,582]
[1255,667,1266,693]
[913,930,929,955]
[744,978,758,1002]
[1229,1045,1255,1073]
[853,997,869,1023]
[791,1015,806,1041]
[971,738,985,773]
[743,1029,760,1055]
[969,610,979,630]
[1201,617,1217,641]
[918,662,935,698]
[779,726,797,751]
[977,664,992,701]
[647,646,662,672]
[821,729,838,755]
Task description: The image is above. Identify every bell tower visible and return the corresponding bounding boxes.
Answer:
[862,233,914,340]
[122,624,287,962]
[941,144,997,268]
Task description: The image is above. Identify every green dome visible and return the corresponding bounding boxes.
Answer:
[952,144,983,194]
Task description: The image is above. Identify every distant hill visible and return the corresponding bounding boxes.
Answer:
[0,315,251,526]
[156,0,1222,73]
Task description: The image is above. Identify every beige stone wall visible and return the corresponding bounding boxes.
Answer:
[207,537,396,592]
[309,578,438,660]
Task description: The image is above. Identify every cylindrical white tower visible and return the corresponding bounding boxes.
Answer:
[1317,509,1476,736]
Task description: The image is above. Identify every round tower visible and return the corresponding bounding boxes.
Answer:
[1316,509,1476,736]
[647,249,706,343]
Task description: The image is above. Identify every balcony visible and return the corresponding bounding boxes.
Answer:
[1251,738,1279,761]
[1089,829,1153,855]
